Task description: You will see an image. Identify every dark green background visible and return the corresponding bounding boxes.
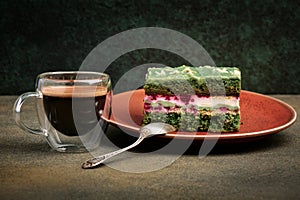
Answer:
[1,0,299,95]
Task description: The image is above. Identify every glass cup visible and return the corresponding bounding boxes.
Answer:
[13,71,112,153]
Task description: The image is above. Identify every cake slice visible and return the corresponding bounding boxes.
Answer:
[142,65,241,132]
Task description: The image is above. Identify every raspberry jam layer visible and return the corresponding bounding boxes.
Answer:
[144,94,239,113]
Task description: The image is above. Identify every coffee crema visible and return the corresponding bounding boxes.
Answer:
[41,85,107,98]
[42,86,108,136]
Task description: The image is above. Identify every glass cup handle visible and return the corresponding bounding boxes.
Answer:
[13,92,45,135]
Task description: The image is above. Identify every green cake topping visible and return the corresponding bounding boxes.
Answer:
[144,65,241,96]
[145,65,241,80]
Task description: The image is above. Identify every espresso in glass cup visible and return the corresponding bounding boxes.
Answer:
[13,71,112,153]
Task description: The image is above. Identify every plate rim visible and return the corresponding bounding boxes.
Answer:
[103,90,297,140]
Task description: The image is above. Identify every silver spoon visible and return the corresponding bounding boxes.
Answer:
[82,123,176,169]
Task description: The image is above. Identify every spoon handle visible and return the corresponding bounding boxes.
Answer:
[82,135,146,169]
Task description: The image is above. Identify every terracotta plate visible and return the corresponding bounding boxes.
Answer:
[102,89,297,141]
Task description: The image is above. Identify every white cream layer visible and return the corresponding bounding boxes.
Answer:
[144,95,239,107]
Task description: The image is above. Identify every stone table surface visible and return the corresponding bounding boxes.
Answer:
[0,95,299,200]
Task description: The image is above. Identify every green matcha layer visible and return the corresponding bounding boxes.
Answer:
[144,65,241,96]
[143,111,240,132]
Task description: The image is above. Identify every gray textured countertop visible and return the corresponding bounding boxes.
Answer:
[0,95,299,200]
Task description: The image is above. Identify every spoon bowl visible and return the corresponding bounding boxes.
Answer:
[82,122,176,169]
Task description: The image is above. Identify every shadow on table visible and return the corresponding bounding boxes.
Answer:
[106,125,290,156]
[0,140,52,155]
[185,133,288,155]
[3,125,289,156]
